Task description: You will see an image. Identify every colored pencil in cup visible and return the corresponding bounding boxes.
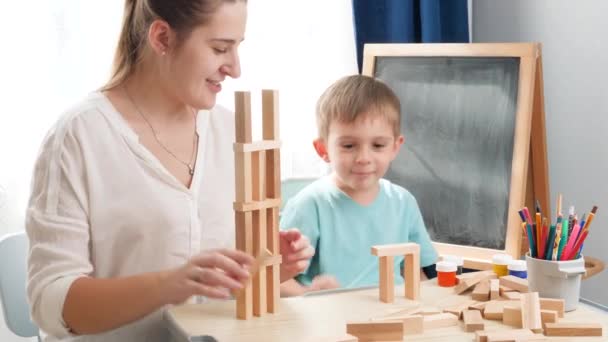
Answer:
[545,224,557,260]
[557,218,569,260]
[560,223,581,260]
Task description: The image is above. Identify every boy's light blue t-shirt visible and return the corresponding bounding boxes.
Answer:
[280,177,438,288]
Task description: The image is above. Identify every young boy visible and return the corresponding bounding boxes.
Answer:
[280,75,438,296]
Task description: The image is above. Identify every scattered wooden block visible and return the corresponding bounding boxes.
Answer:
[443,300,477,319]
[472,279,490,301]
[521,292,542,333]
[499,285,515,295]
[475,329,535,342]
[544,322,603,336]
[463,309,485,332]
[539,298,565,318]
[490,279,500,300]
[469,302,488,311]
[346,321,404,342]
[402,315,424,335]
[540,309,558,325]
[423,313,459,329]
[455,276,483,295]
[483,301,505,320]
[502,291,521,300]
[499,275,529,293]
[502,305,522,328]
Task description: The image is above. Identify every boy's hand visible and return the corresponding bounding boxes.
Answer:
[310,275,340,291]
[279,229,315,282]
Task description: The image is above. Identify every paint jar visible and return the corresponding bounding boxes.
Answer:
[442,255,464,275]
[436,261,457,287]
[526,253,585,311]
[492,254,513,277]
[508,259,528,279]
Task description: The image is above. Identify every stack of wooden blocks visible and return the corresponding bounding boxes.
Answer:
[233,90,283,320]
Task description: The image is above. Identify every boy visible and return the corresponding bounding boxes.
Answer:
[280,75,438,296]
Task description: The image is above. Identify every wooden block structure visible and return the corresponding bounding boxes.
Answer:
[371,243,420,302]
[234,90,282,319]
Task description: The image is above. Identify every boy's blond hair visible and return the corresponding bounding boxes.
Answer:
[315,75,401,140]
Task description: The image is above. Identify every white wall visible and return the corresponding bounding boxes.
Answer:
[473,0,608,307]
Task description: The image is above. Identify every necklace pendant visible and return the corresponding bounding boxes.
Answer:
[188,165,194,175]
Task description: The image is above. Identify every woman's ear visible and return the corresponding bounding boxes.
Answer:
[148,19,174,56]
[313,139,330,163]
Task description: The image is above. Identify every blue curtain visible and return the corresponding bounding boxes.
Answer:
[352,0,470,72]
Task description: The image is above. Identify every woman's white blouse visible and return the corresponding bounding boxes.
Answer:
[26,92,237,341]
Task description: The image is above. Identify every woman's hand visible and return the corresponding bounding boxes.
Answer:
[279,228,315,282]
[159,249,254,304]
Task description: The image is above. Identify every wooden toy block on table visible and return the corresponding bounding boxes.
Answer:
[371,243,420,302]
[233,90,282,320]
[543,322,603,336]
[346,321,404,342]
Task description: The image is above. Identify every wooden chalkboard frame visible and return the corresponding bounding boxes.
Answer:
[362,43,549,269]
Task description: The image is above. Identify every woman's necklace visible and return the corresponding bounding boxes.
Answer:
[123,86,198,175]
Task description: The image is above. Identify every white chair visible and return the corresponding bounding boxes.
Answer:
[0,231,40,340]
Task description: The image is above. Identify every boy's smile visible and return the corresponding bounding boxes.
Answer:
[314,112,404,204]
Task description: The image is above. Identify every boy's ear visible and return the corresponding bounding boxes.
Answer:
[391,135,405,159]
[313,139,330,163]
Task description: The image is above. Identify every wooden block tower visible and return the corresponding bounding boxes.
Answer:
[371,243,421,303]
[234,90,282,319]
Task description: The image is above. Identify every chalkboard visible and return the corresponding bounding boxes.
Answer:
[362,44,549,269]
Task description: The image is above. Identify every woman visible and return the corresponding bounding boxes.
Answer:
[26,1,313,340]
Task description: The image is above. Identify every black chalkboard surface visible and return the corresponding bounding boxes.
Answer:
[362,44,549,269]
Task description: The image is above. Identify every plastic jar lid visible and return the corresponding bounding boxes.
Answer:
[436,261,457,273]
[492,254,513,265]
[442,254,464,266]
[508,259,527,271]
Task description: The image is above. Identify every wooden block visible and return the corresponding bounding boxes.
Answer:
[262,89,280,140]
[502,291,521,300]
[346,321,404,342]
[233,140,282,153]
[469,302,488,311]
[490,279,500,300]
[423,313,459,329]
[371,243,419,256]
[235,91,252,143]
[539,298,565,318]
[544,322,603,336]
[499,275,529,293]
[379,255,394,303]
[521,292,542,333]
[502,305,522,328]
[233,198,282,212]
[457,270,496,282]
[500,285,515,295]
[402,315,424,335]
[463,309,485,332]
[472,279,490,301]
[454,276,483,294]
[404,250,420,300]
[266,263,280,313]
[483,301,504,320]
[475,329,535,342]
[540,309,557,325]
[443,300,477,319]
